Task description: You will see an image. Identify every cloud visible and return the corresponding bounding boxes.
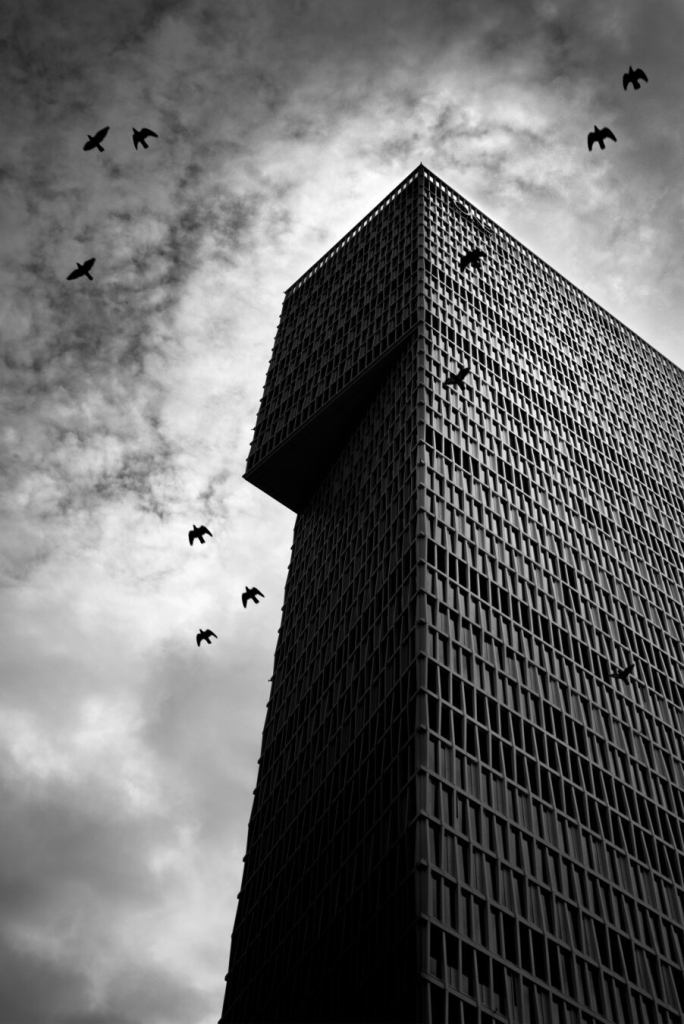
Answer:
[0,711,207,1023]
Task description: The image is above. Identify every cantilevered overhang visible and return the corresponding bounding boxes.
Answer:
[244,327,419,513]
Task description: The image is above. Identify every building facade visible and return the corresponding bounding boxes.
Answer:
[220,165,684,1024]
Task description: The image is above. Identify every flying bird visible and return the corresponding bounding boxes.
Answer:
[459,248,485,271]
[66,258,96,281]
[588,126,617,151]
[445,365,471,390]
[242,587,265,608]
[83,127,109,152]
[623,66,648,90]
[611,663,634,682]
[197,629,217,646]
[189,524,212,546]
[132,127,158,150]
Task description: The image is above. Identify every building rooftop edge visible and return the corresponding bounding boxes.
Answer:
[284,164,425,296]
[424,167,684,383]
[284,163,684,382]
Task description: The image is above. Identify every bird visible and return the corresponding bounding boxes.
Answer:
[611,663,634,681]
[623,66,648,90]
[445,365,471,389]
[588,126,617,151]
[197,629,217,646]
[459,248,485,271]
[242,587,264,608]
[83,127,109,152]
[132,127,158,150]
[189,524,212,546]
[66,258,96,281]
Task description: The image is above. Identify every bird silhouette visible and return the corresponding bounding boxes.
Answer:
[66,258,96,281]
[197,629,217,646]
[611,663,634,681]
[132,127,158,150]
[459,248,485,271]
[588,126,617,151]
[189,524,212,546]
[83,127,109,152]
[445,365,471,390]
[242,587,264,608]
[623,66,648,90]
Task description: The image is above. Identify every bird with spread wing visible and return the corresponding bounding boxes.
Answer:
[83,127,109,152]
[189,524,212,546]
[623,66,648,90]
[445,365,471,390]
[197,629,217,646]
[67,258,96,281]
[588,126,617,151]
[242,587,265,608]
[132,127,159,150]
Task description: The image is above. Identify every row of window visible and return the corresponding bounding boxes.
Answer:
[422,769,684,942]
[426,690,684,838]
[424,462,684,609]
[424,546,682,706]
[424,558,682,711]
[426,843,684,976]
[420,370,684,553]
[422,819,684,1017]
[426,659,684,800]
[426,920,683,1018]
[420,375,684,625]
[423,262,682,451]
[419,252,679,544]
[423,328,683,507]
[424,752,683,915]
[424,630,684,840]
[420,444,684,645]
[424,507,681,642]
[423,168,683,406]
[422,955,681,1024]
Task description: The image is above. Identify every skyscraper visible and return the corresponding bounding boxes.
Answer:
[220,165,684,1024]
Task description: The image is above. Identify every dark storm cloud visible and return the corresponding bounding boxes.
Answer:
[2,0,294,531]
[0,731,208,1024]
[0,938,207,1024]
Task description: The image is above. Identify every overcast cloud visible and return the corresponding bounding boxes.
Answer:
[1,0,683,1021]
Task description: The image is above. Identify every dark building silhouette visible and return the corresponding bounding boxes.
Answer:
[220,165,684,1024]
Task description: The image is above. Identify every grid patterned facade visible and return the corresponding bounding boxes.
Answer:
[221,165,684,1024]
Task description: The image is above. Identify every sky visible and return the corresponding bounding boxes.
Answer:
[1,0,683,1021]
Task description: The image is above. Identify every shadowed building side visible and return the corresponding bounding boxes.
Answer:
[244,324,417,512]
[223,170,428,1022]
[244,169,423,512]
[223,340,426,1022]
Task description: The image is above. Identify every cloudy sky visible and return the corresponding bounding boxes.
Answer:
[1,0,683,1021]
